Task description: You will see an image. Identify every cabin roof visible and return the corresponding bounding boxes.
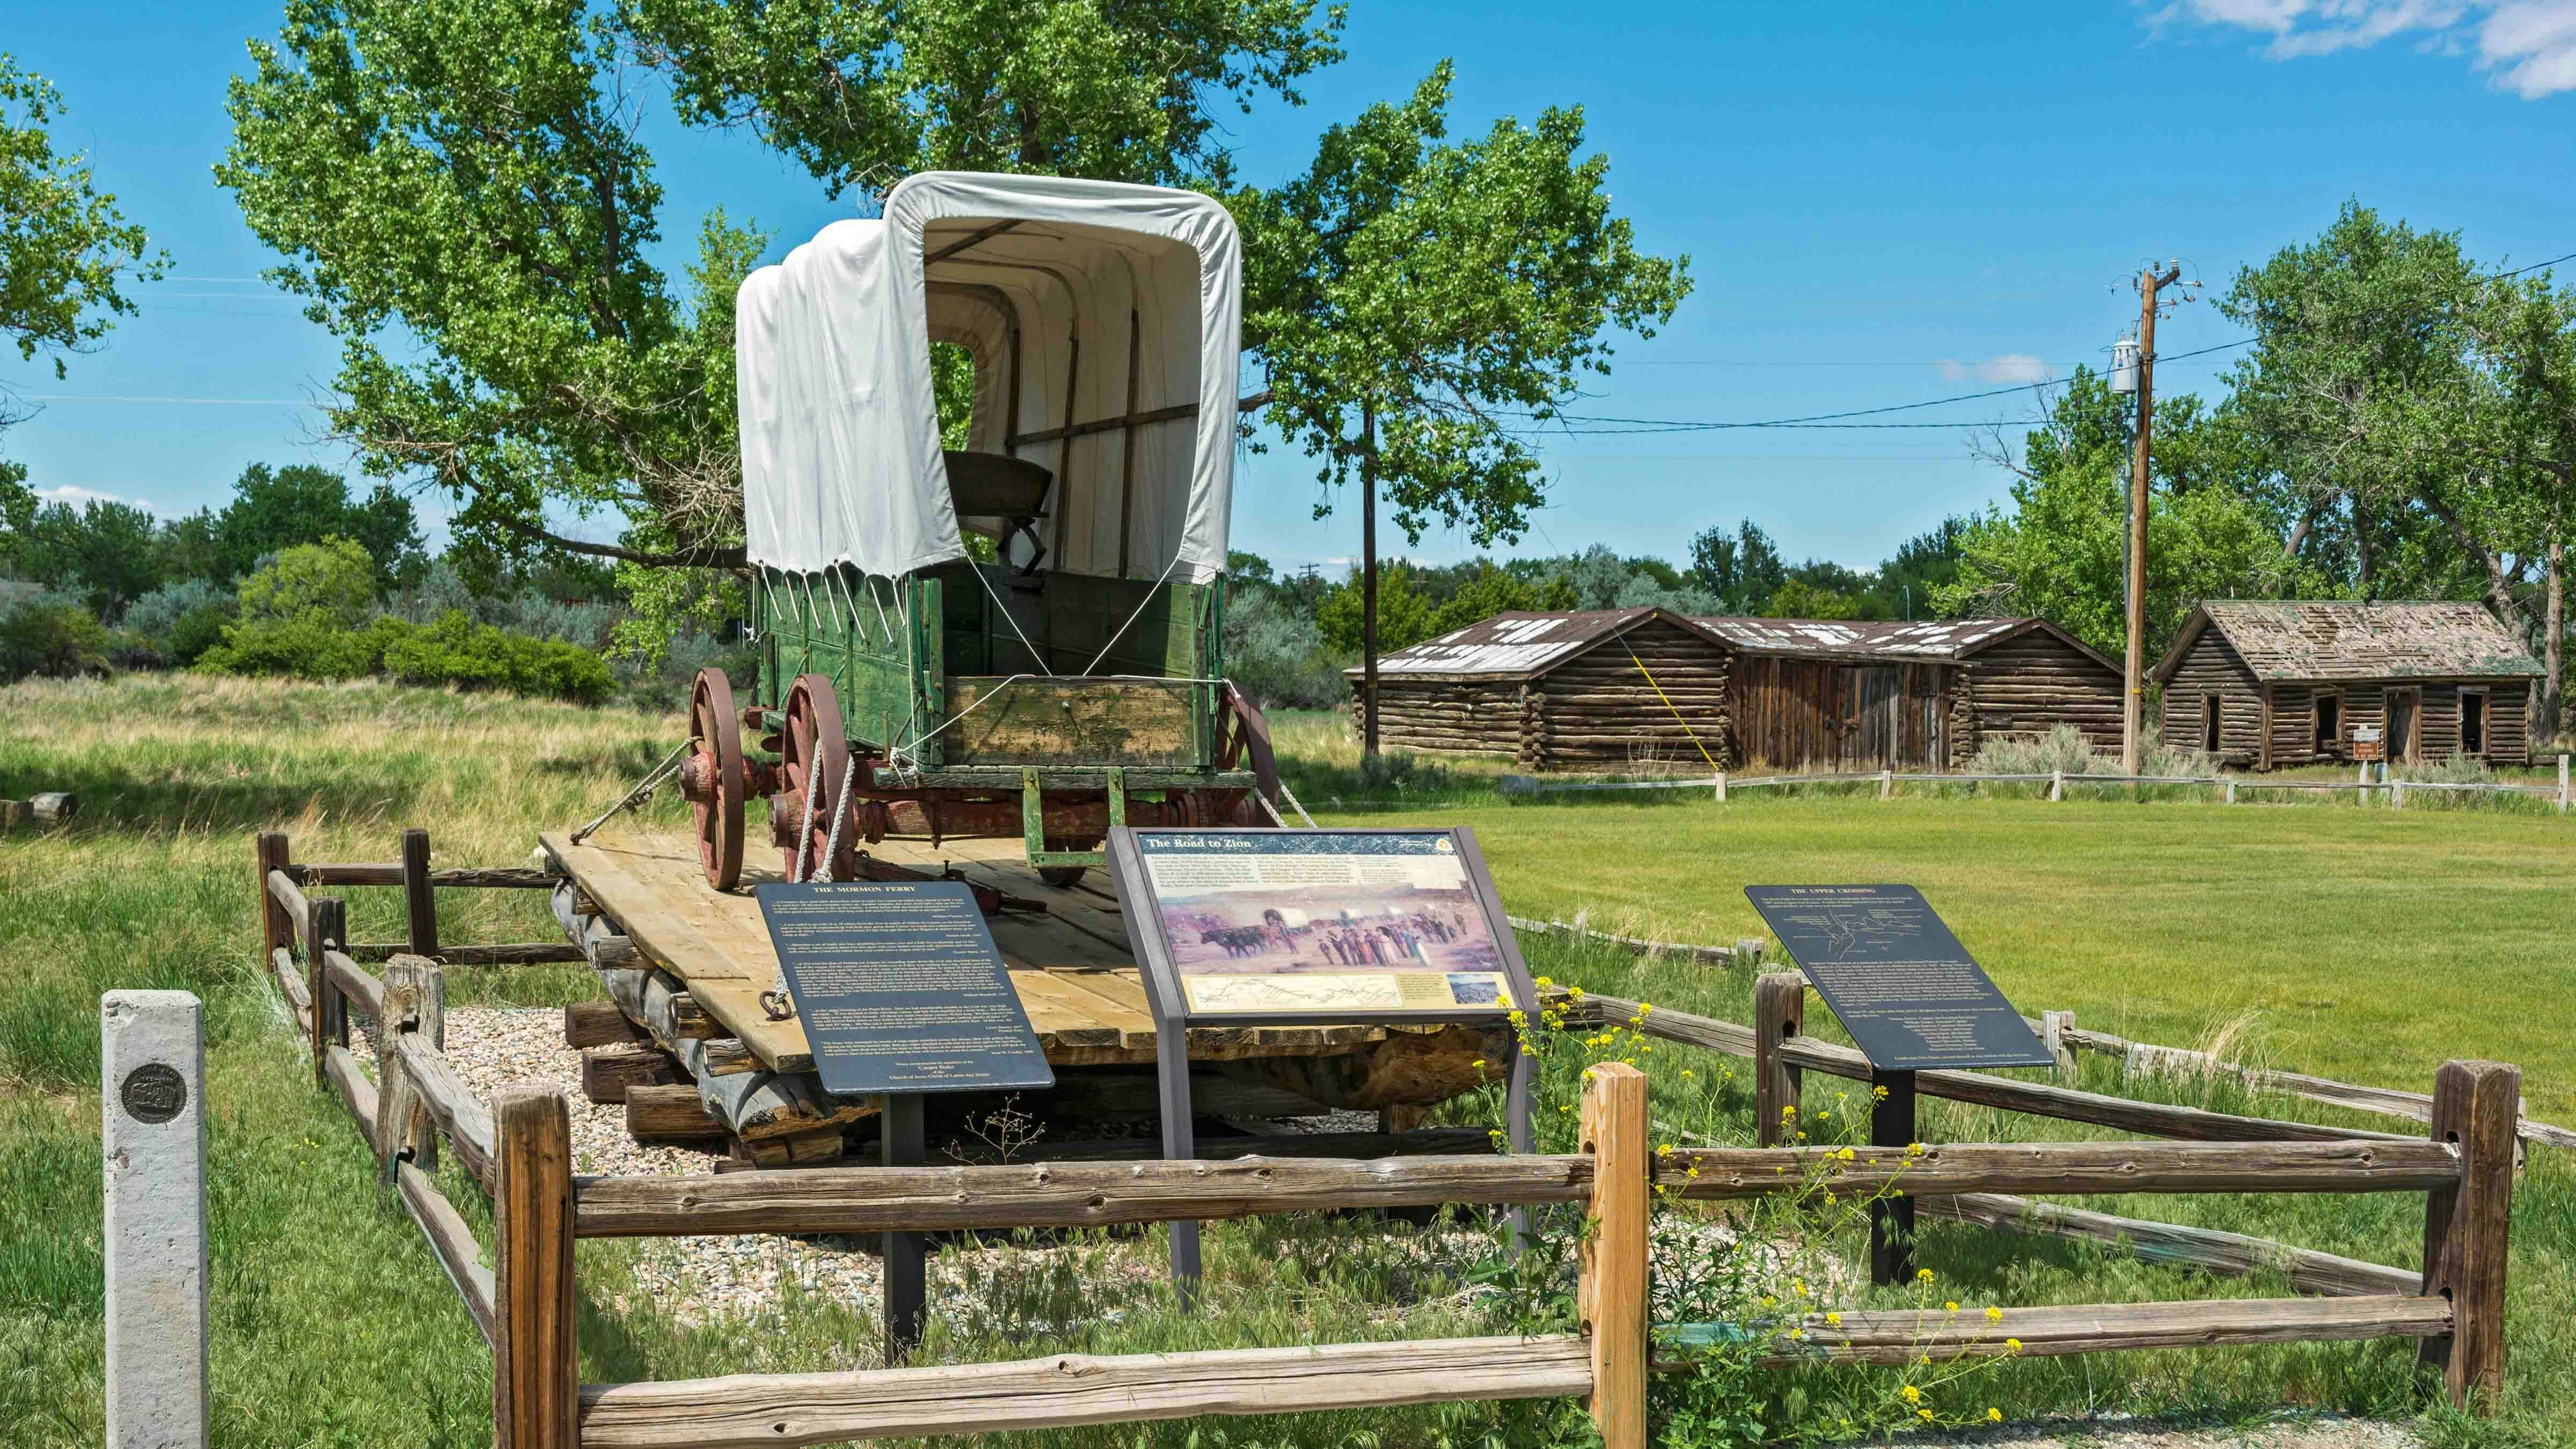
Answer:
[1692,615,2119,671]
[1351,609,2114,680]
[2151,601,2544,683]
[1350,609,1712,680]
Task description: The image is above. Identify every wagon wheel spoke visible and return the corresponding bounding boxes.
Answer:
[778,674,852,882]
[689,668,745,890]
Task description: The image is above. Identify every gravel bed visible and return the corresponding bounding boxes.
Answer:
[1894,1411,2419,1447]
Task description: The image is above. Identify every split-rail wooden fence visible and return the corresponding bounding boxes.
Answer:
[257,833,2516,1447]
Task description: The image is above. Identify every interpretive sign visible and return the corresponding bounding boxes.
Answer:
[1107,826,1538,1290]
[755,880,1053,1097]
[1744,885,2050,1071]
[1113,829,1527,1021]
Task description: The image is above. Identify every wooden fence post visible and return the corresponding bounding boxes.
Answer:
[2041,1011,2076,1081]
[2048,769,2063,802]
[1753,972,1805,1148]
[2224,779,2237,805]
[494,1087,577,1448]
[308,897,347,1081]
[401,828,440,960]
[1878,769,1892,800]
[2420,1059,2518,1413]
[255,832,291,962]
[375,956,445,1199]
[1579,1061,1646,1449]
[2392,778,2407,810]
[2558,754,2567,814]
[1713,771,1727,803]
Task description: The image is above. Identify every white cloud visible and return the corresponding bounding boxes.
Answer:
[1936,353,2054,385]
[2150,0,2576,96]
[34,485,163,514]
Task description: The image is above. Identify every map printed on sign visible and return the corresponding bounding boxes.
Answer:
[756,880,1055,1097]
[1132,832,1515,1016]
[1744,884,2051,1071]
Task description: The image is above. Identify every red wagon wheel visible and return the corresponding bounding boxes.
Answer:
[687,668,745,890]
[778,673,852,882]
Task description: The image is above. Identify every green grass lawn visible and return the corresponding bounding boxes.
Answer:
[1324,792,2576,1123]
[2,678,2571,1446]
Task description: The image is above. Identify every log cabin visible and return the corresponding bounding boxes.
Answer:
[1350,609,1734,770]
[2150,601,2543,770]
[1348,609,2121,773]
[1695,616,2124,771]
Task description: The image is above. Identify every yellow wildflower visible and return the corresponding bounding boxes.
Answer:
[1985,1306,2003,1323]
[1836,1147,1856,1161]
[1899,1385,1920,1404]
[1824,1312,1842,1327]
[1916,1268,1935,1283]
[1470,1059,1486,1069]
[2004,1337,2022,1353]
[1919,1410,1935,1423]
[1988,1408,2003,1423]
[1534,976,1553,987]
[1567,985,1584,999]
[1945,1301,1960,1313]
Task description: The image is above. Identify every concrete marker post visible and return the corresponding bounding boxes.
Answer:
[102,990,207,1449]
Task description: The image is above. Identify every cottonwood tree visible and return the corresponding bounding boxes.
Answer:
[1237,64,1689,753]
[0,55,164,545]
[219,1,764,591]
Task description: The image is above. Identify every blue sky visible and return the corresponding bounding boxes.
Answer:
[5,1,2574,575]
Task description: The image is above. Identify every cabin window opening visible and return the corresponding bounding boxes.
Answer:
[2462,691,2487,755]
[2314,694,2340,756]
[2200,693,2222,754]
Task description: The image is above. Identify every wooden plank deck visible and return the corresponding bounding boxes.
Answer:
[540,832,1392,1074]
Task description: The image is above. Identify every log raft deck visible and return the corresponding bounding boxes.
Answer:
[540,830,1476,1080]
[1350,608,2120,773]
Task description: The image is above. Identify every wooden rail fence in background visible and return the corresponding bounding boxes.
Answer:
[1503,754,2575,813]
[255,833,2519,1446]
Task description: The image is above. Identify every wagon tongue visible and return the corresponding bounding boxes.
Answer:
[851,851,1048,917]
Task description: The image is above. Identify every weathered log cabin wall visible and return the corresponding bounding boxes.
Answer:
[1527,618,1732,770]
[1728,657,1949,773]
[1955,629,2126,757]
[2157,627,2267,766]
[2263,679,2533,769]
[1361,678,1531,761]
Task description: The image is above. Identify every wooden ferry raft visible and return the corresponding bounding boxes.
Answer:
[538,831,1502,1133]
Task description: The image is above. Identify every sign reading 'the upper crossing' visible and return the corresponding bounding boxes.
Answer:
[1744,884,2051,1072]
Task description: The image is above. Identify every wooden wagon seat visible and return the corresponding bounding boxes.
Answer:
[945,450,1052,539]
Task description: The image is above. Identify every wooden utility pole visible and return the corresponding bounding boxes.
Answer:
[1360,400,1381,759]
[2123,263,2183,774]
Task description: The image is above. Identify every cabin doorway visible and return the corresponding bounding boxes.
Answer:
[1851,667,1901,769]
[2462,691,2487,755]
[2199,693,2222,755]
[2388,689,2419,765]
[2314,693,2340,757]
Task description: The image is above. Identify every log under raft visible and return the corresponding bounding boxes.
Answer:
[540,831,1506,1168]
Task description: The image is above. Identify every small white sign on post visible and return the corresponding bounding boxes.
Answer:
[102,990,207,1449]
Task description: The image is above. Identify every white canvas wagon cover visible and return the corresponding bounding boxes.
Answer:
[736,172,1242,583]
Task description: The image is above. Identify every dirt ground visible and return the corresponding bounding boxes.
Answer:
[1904,1413,2418,1447]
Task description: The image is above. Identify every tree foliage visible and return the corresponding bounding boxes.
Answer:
[618,0,1346,195]
[1241,63,1690,550]
[218,1,766,575]
[1,56,163,382]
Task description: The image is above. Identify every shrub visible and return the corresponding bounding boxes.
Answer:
[378,610,613,704]
[1966,723,2213,778]
[0,596,115,680]
[197,614,392,680]
[617,629,756,713]
[237,537,375,628]
[1224,586,1349,711]
[123,579,232,640]
[162,603,237,667]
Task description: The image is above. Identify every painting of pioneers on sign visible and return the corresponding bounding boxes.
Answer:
[1136,831,1513,1016]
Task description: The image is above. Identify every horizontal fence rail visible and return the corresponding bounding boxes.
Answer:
[1661,1139,2461,1200]
[573,1155,1597,1239]
[1500,758,2573,811]
[575,1335,1597,1449]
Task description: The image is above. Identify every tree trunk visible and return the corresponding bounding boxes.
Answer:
[1360,400,1380,760]
[2352,497,2375,600]
[2282,500,2318,561]
[2545,539,2565,744]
